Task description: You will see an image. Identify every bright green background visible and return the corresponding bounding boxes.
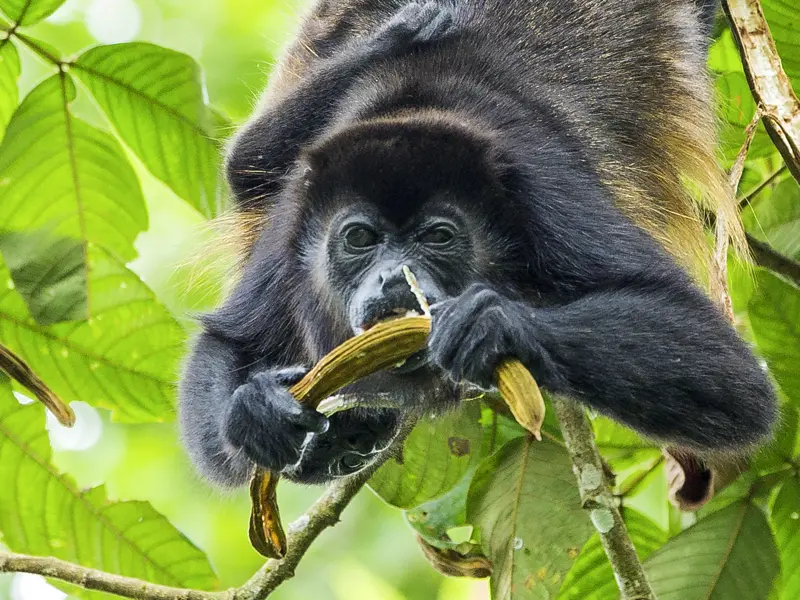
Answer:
[1,2,800,600]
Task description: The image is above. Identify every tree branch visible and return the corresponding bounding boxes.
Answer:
[0,465,376,600]
[553,397,658,600]
[0,554,226,600]
[723,0,800,183]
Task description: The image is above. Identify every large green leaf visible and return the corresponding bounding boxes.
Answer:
[0,381,218,592]
[0,74,147,266]
[405,407,527,552]
[644,502,780,599]
[0,0,65,25]
[370,401,483,509]
[771,478,800,600]
[0,40,19,140]
[749,269,800,407]
[0,246,184,422]
[762,0,800,95]
[74,43,222,217]
[557,509,667,600]
[467,437,594,599]
[743,178,800,261]
[0,229,86,325]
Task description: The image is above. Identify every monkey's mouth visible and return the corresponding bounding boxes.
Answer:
[353,308,425,335]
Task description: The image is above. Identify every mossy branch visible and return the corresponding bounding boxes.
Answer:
[553,398,659,600]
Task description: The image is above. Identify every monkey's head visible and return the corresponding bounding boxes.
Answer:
[288,116,525,363]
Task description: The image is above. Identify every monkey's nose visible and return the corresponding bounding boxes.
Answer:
[378,264,408,289]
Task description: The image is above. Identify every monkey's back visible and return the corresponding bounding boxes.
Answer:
[260,0,735,273]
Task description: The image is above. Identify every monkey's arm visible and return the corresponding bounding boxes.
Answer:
[431,273,776,451]
[226,2,455,206]
[533,280,775,451]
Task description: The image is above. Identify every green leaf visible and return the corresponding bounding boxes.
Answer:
[0,246,185,422]
[762,0,800,95]
[370,401,483,509]
[557,509,667,600]
[406,466,478,552]
[0,381,218,591]
[593,416,651,450]
[0,229,86,325]
[743,178,800,261]
[0,0,65,25]
[405,406,532,552]
[0,40,19,141]
[749,269,800,407]
[0,74,147,268]
[74,43,222,217]
[708,29,744,75]
[771,478,800,600]
[467,437,594,599]
[645,502,780,599]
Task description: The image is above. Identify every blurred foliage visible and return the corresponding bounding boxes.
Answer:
[0,1,799,600]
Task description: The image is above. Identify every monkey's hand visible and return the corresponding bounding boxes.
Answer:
[428,284,565,391]
[222,366,329,473]
[369,1,455,53]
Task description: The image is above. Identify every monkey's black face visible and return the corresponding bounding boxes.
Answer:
[324,200,478,343]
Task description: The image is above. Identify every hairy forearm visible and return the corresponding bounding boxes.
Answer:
[531,284,776,449]
[178,334,253,486]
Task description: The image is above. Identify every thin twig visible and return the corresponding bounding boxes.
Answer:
[738,164,787,211]
[746,233,800,285]
[553,397,658,600]
[715,110,761,321]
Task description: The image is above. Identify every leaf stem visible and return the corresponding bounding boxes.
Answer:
[8,30,63,65]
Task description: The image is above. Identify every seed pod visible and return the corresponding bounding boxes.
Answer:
[249,316,545,558]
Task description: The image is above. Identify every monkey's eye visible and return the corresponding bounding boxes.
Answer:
[420,224,457,247]
[343,225,379,252]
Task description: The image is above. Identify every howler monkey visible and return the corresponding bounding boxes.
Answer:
[179,0,777,486]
